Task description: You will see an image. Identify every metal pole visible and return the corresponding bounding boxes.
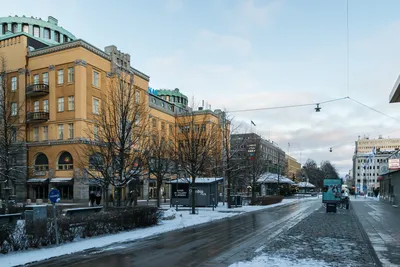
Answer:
[222,111,226,206]
[53,203,59,245]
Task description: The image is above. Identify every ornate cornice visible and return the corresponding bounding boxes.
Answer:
[74,59,87,67]
[28,39,111,61]
[27,38,150,82]
[26,138,95,147]
[130,67,150,82]
[48,65,55,71]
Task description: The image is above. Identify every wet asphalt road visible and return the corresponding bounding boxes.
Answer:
[27,199,322,267]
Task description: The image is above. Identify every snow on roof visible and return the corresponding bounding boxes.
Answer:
[296,181,316,188]
[257,173,295,184]
[169,177,223,184]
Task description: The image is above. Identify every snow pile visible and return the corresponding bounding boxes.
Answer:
[230,254,332,267]
[161,208,180,220]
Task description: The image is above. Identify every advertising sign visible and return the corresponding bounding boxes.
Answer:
[388,159,400,170]
[171,183,189,198]
[322,179,342,203]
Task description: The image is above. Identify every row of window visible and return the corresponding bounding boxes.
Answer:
[57,97,74,112]
[32,123,74,142]
[356,179,377,183]
[159,95,188,105]
[357,173,379,176]
[358,165,380,170]
[34,152,74,171]
[1,22,70,43]
[357,158,388,163]
[10,96,99,116]
[9,68,100,90]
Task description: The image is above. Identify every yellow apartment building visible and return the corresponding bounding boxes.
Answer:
[285,154,301,182]
[0,15,226,203]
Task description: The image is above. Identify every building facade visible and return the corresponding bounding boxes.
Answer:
[230,133,286,190]
[285,154,301,182]
[0,15,226,203]
[352,151,392,196]
[356,136,400,153]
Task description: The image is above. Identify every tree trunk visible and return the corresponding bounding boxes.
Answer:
[191,185,196,214]
[133,189,138,207]
[227,170,232,209]
[156,179,161,208]
[251,176,257,205]
[116,187,121,207]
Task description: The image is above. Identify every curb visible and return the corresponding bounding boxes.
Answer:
[350,202,383,267]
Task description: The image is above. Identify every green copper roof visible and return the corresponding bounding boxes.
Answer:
[0,31,53,46]
[0,16,76,40]
[157,88,188,99]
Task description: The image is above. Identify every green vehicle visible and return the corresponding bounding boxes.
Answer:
[322,178,342,213]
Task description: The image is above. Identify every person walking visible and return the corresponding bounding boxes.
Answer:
[95,191,102,206]
[89,191,96,207]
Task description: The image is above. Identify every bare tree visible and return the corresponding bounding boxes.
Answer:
[221,115,251,208]
[0,56,26,206]
[303,159,324,189]
[77,71,149,207]
[146,130,174,208]
[175,109,221,214]
[246,137,268,204]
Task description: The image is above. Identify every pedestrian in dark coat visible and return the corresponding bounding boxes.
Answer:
[89,191,96,207]
[95,191,102,206]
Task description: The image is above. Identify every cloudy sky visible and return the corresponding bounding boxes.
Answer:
[5,0,400,176]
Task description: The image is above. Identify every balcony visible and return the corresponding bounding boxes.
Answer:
[27,111,49,123]
[26,83,49,97]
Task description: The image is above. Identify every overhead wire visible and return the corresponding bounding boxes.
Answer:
[227,0,400,153]
[227,96,349,113]
[346,0,350,97]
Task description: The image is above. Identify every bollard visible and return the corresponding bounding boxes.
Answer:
[175,200,178,211]
[212,198,215,211]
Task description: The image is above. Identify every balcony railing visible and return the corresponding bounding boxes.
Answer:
[26,111,49,123]
[26,83,49,96]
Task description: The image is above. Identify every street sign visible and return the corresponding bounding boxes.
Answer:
[48,189,60,204]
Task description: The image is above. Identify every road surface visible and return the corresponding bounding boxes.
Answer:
[27,199,321,267]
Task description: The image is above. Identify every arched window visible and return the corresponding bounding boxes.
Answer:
[57,152,73,170]
[89,153,103,171]
[34,153,49,171]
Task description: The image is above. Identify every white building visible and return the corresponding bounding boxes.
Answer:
[356,136,400,153]
[353,151,392,196]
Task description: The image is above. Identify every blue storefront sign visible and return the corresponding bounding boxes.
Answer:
[148,87,158,96]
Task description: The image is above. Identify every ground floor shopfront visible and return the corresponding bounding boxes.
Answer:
[26,177,171,204]
[379,170,400,206]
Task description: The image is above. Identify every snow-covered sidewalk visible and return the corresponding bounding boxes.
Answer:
[1,197,318,266]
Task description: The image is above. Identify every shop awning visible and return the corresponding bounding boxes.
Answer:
[27,178,49,184]
[50,178,74,184]
[377,176,384,181]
